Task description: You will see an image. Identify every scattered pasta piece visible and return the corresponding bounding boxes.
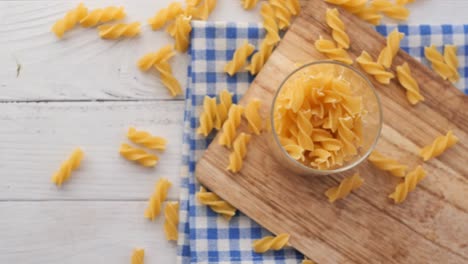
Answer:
[269,0,292,30]
[148,2,184,30]
[324,0,366,15]
[377,29,404,68]
[314,37,353,65]
[196,186,237,220]
[173,15,192,52]
[131,248,145,264]
[444,45,460,83]
[368,151,408,177]
[51,148,84,187]
[396,62,424,105]
[154,61,183,97]
[284,0,301,16]
[197,96,218,136]
[325,173,364,203]
[252,233,290,253]
[354,5,382,25]
[215,89,233,130]
[127,127,167,150]
[261,3,281,46]
[225,41,256,76]
[227,133,252,173]
[356,51,394,84]
[137,45,176,71]
[164,201,179,241]
[419,130,458,161]
[302,257,317,264]
[119,143,159,167]
[192,0,217,20]
[389,166,426,203]
[244,100,263,135]
[424,45,453,81]
[79,6,125,27]
[98,22,141,39]
[371,0,409,21]
[219,104,244,148]
[246,40,274,75]
[186,0,203,7]
[326,8,350,49]
[145,178,172,220]
[51,3,88,38]
[396,0,415,4]
[241,0,259,10]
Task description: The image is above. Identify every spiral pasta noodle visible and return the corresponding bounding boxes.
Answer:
[219,104,244,148]
[52,3,88,38]
[127,127,167,150]
[246,40,274,75]
[148,2,184,30]
[302,258,316,264]
[164,201,179,241]
[356,51,394,84]
[186,0,203,7]
[396,62,424,105]
[396,0,415,4]
[244,100,263,135]
[214,89,233,130]
[241,0,259,10]
[389,166,426,204]
[192,0,217,20]
[196,186,237,220]
[377,29,404,68]
[145,178,172,220]
[325,173,364,202]
[368,151,408,177]
[119,143,159,167]
[131,248,145,264]
[324,0,366,14]
[419,130,458,161]
[314,37,353,65]
[354,5,382,25]
[51,148,84,187]
[444,45,460,83]
[227,133,252,173]
[197,96,217,136]
[297,111,315,151]
[261,3,281,46]
[173,15,192,52]
[155,61,183,97]
[269,0,292,30]
[98,22,141,39]
[137,45,176,71]
[326,8,350,49]
[252,233,290,253]
[424,45,454,81]
[225,41,255,76]
[284,0,301,16]
[79,6,125,27]
[371,0,409,21]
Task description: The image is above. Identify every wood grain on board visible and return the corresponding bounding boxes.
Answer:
[196,1,468,263]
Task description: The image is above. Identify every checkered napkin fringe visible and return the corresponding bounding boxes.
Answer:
[177,21,468,264]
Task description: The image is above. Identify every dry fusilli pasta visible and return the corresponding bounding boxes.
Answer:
[79,6,125,27]
[377,29,404,68]
[302,258,316,264]
[173,15,192,52]
[284,0,301,16]
[325,173,364,202]
[154,61,183,97]
[127,127,167,150]
[241,0,259,10]
[119,143,159,167]
[51,148,84,186]
[396,0,415,4]
[424,45,453,81]
[197,96,217,136]
[419,130,458,161]
[219,104,244,148]
[196,186,237,220]
[227,133,252,173]
[137,45,175,71]
[244,100,263,135]
[148,2,184,30]
[246,40,274,75]
[164,201,179,241]
[131,248,145,264]
[368,151,408,177]
[98,22,141,39]
[389,166,426,203]
[324,0,366,14]
[225,41,255,76]
[356,51,394,84]
[215,89,233,130]
[145,178,172,220]
[315,37,353,65]
[444,45,460,83]
[269,0,292,30]
[192,0,217,20]
[252,233,290,253]
[396,62,424,105]
[52,3,88,38]
[354,5,382,25]
[326,8,350,49]
[371,0,409,21]
[261,3,281,46]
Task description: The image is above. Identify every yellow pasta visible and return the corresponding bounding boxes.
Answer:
[324,0,366,14]
[196,186,237,220]
[51,3,88,38]
[302,258,316,264]
[186,0,203,6]
[424,45,453,81]
[396,0,415,4]
[252,233,290,253]
[227,133,252,173]
[148,2,184,30]
[127,127,167,150]
[371,0,410,21]
[297,111,315,151]
[192,0,217,20]
[354,5,382,25]
[368,151,408,177]
[131,248,145,264]
[119,143,159,167]
[197,96,217,136]
[137,45,176,71]
[284,0,301,16]
[314,37,353,65]
[326,8,350,49]
[98,22,141,39]
[145,178,172,220]
[419,130,458,161]
[246,40,274,75]
[225,41,256,76]
[325,173,364,202]
[356,51,394,84]
[164,201,179,241]
[261,3,281,46]
[244,100,263,135]
[79,6,125,27]
[377,29,404,68]
[269,0,292,30]
[51,148,84,187]
[173,15,192,52]
[444,45,460,83]
[241,0,259,10]
[396,62,424,105]
[219,104,244,148]
[214,89,233,130]
[389,166,426,204]
[154,61,183,97]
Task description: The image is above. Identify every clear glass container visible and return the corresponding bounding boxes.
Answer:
[269,61,383,176]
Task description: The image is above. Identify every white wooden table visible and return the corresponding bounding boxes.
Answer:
[0,1,466,263]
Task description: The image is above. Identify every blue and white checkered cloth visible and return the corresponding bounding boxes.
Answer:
[177,21,468,264]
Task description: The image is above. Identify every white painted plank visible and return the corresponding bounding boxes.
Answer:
[0,201,177,263]
[0,0,261,101]
[0,101,184,200]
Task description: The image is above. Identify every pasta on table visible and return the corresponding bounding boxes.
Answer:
[227,133,252,173]
[368,151,408,177]
[197,96,218,137]
[252,233,290,253]
[164,202,180,241]
[356,51,394,84]
[148,2,183,30]
[145,178,172,220]
[51,3,88,38]
[131,248,145,264]
[377,29,404,68]
[218,104,244,148]
[196,186,237,220]
[79,6,126,27]
[325,173,364,202]
[389,166,426,204]
[214,90,233,130]
[119,143,159,167]
[98,22,141,39]
[326,8,350,49]
[224,41,256,76]
[314,37,353,65]
[244,100,263,135]
[127,127,167,150]
[51,148,84,187]
[396,62,425,105]
[419,130,459,161]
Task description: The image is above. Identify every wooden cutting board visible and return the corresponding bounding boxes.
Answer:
[196,1,468,263]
